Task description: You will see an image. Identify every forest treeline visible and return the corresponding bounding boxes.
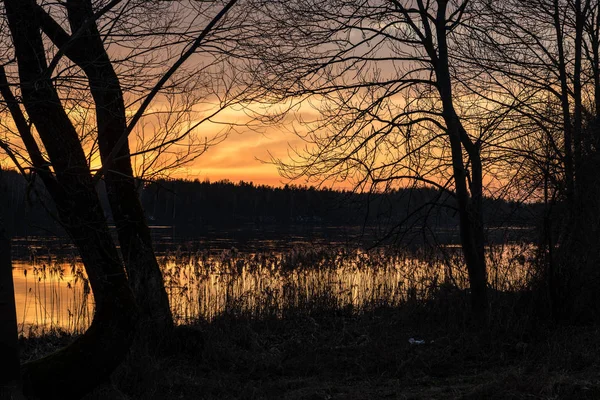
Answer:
[1,168,538,237]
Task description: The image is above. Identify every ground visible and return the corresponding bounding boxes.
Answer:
[20,304,600,399]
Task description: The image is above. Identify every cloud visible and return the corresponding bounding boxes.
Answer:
[180,124,310,186]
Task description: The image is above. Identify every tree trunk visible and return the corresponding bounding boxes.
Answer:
[21,227,137,399]
[443,111,488,323]
[64,0,173,333]
[553,0,576,204]
[573,0,584,190]
[435,0,488,323]
[32,0,173,332]
[0,218,24,399]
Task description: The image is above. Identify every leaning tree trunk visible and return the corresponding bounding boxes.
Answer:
[4,1,137,398]
[0,218,24,399]
[48,0,174,333]
[21,212,137,399]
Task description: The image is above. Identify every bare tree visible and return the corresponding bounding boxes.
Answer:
[0,0,243,397]
[237,0,491,322]
[466,0,600,321]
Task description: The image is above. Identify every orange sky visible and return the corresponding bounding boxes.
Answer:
[140,100,327,188]
[182,127,301,187]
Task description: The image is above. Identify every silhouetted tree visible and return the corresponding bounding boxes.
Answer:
[0,217,24,399]
[0,0,240,397]
[237,0,492,322]
[468,0,600,322]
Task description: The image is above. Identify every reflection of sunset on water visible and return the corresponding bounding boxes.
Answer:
[12,262,93,336]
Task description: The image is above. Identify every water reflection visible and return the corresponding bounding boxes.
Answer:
[12,261,93,335]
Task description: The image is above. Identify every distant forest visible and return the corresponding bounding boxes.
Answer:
[0,168,538,238]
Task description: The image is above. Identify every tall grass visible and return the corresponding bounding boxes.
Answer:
[14,255,92,337]
[14,243,535,334]
[161,243,535,324]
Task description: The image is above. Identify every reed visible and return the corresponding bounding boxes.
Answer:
[15,253,92,337]
[15,243,535,335]
[161,243,535,324]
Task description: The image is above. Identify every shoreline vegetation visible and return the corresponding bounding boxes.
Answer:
[15,244,600,399]
[14,244,534,333]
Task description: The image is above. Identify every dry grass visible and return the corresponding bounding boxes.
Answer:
[20,242,597,399]
[14,256,92,336]
[16,243,536,334]
[161,243,535,324]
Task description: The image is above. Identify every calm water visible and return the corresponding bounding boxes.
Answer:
[10,230,535,334]
[12,260,93,334]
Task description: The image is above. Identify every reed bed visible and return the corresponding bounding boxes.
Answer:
[13,257,92,336]
[14,243,535,334]
[161,243,535,324]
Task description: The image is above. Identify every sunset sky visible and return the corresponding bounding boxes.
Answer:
[147,100,327,188]
[184,126,300,187]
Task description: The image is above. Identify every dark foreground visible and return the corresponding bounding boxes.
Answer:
[20,302,600,400]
